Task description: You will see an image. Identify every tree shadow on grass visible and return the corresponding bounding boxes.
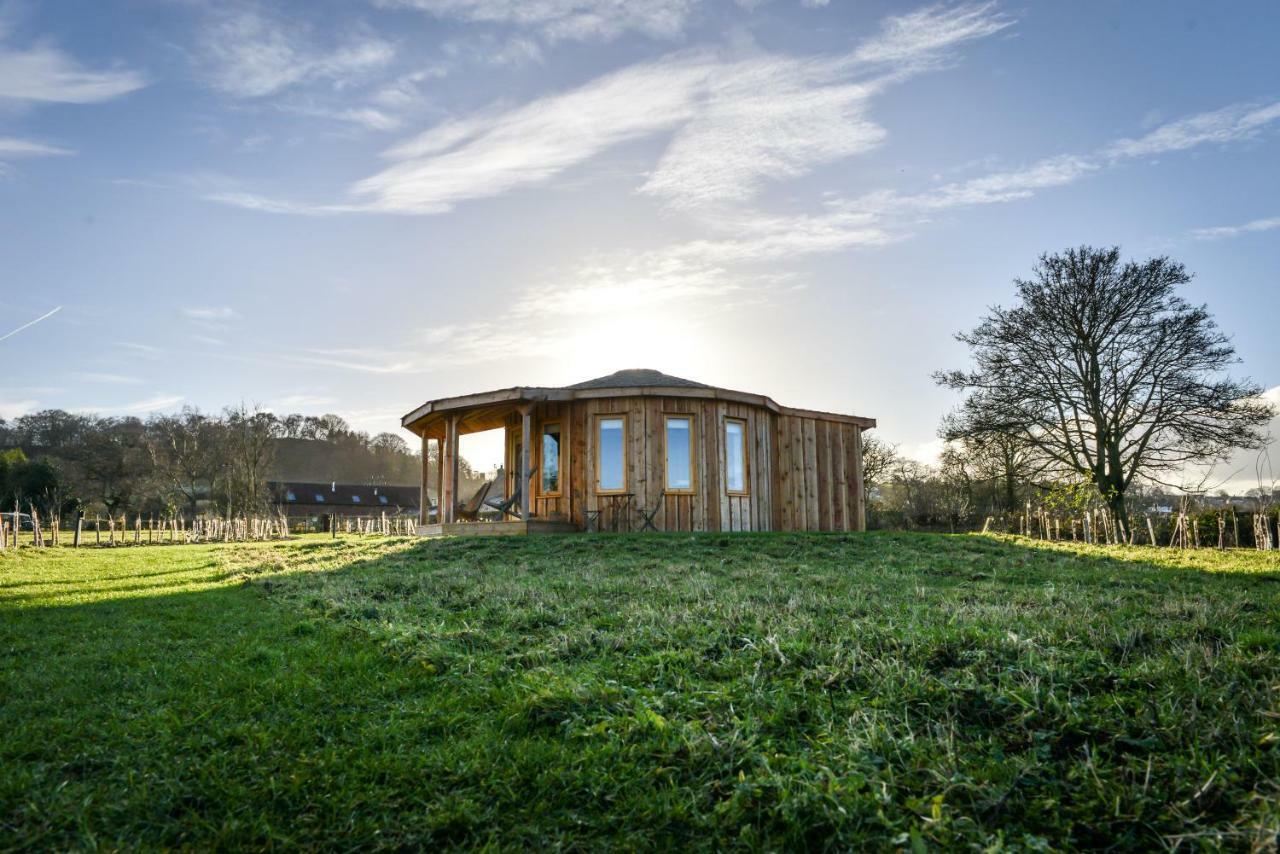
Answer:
[0,573,526,849]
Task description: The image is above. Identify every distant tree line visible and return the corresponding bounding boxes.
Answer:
[864,432,1278,543]
[0,406,486,522]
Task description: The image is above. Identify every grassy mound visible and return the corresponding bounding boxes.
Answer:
[2,533,1278,848]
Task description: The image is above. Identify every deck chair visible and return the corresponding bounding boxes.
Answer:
[485,466,538,519]
[454,480,495,522]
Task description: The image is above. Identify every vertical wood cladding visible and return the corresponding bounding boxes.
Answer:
[490,396,864,532]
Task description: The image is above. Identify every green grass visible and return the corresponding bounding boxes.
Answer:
[2,533,1279,849]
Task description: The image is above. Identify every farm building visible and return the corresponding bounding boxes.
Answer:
[268,481,421,529]
[401,369,875,535]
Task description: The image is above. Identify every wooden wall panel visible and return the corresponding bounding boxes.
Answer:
[489,395,869,534]
[769,413,867,532]
[832,424,847,532]
[558,396,782,532]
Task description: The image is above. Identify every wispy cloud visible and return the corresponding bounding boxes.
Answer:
[1192,215,1280,241]
[351,51,713,213]
[76,372,143,385]
[0,137,74,157]
[819,101,1280,236]
[638,59,887,211]
[215,3,1012,217]
[849,1,1012,67]
[283,104,404,131]
[204,191,357,216]
[888,154,1099,210]
[377,0,697,43]
[638,3,1012,213]
[196,7,394,98]
[181,306,240,321]
[0,305,61,343]
[0,137,75,176]
[91,395,186,415]
[116,341,162,357]
[1104,101,1280,159]
[0,30,145,103]
[284,347,421,374]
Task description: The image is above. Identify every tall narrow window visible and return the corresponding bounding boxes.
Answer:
[597,417,626,492]
[541,422,562,494]
[725,419,748,494]
[664,416,694,492]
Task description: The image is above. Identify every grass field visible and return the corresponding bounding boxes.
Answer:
[2,533,1279,849]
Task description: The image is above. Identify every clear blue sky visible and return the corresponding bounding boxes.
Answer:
[2,0,1278,472]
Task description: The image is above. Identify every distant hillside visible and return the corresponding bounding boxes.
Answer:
[270,436,419,485]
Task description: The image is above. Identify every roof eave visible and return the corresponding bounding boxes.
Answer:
[402,384,876,433]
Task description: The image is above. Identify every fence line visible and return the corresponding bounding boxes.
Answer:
[0,506,418,549]
[981,503,1278,550]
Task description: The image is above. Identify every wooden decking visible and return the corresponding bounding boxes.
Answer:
[416,520,582,537]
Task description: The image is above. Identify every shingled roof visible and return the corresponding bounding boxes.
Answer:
[566,369,712,390]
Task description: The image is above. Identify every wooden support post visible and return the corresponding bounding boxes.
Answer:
[521,405,532,522]
[420,432,430,527]
[447,415,460,524]
[434,435,444,526]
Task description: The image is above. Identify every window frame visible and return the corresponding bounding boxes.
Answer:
[594,414,629,494]
[662,414,697,495]
[539,420,564,497]
[724,417,750,496]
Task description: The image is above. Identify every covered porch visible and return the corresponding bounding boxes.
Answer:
[407,391,575,536]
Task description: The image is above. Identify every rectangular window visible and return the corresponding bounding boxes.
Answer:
[664,415,694,492]
[725,419,748,494]
[541,422,562,494]
[596,416,626,492]
[352,495,361,503]
[286,491,296,502]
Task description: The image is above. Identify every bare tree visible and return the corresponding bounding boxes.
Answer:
[147,408,226,515]
[75,417,148,516]
[937,246,1273,540]
[939,426,1040,514]
[222,405,277,516]
[860,433,899,494]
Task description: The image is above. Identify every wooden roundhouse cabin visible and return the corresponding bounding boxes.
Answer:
[402,369,876,535]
